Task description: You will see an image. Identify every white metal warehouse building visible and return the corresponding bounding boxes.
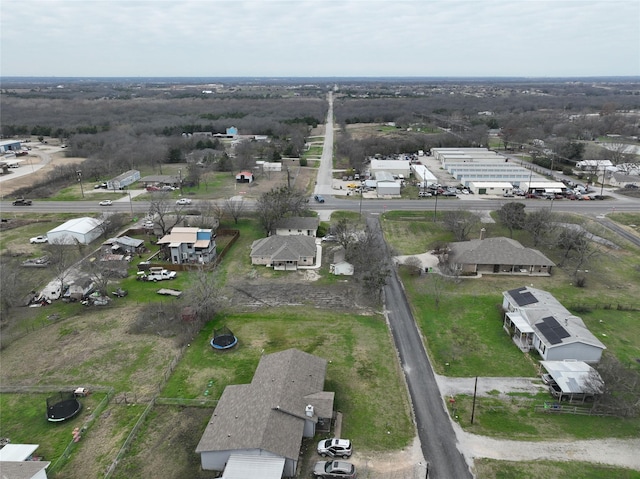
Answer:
[47,217,104,245]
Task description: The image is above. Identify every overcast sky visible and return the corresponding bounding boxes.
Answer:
[1,0,639,78]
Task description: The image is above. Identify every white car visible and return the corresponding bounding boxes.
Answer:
[176,198,192,205]
[30,235,48,244]
[99,200,113,206]
[317,438,352,458]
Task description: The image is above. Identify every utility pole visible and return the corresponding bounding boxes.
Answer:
[470,376,478,424]
[433,192,439,222]
[76,170,84,198]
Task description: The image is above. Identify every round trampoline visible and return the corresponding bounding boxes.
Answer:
[210,325,238,350]
[46,392,82,422]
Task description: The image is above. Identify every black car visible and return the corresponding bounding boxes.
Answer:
[12,198,33,206]
[314,195,325,203]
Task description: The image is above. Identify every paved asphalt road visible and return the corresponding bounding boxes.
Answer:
[369,216,473,479]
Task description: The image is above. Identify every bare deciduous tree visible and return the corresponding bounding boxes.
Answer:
[588,354,640,417]
[224,198,245,224]
[442,210,481,241]
[498,202,526,238]
[255,186,310,234]
[524,209,556,246]
[403,256,423,276]
[43,239,82,297]
[148,191,187,236]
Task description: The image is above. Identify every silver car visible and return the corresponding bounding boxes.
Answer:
[313,460,357,478]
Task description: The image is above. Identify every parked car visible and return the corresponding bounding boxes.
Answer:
[502,192,515,198]
[176,198,192,205]
[317,438,352,458]
[441,191,457,197]
[12,198,32,206]
[99,200,113,206]
[321,235,338,242]
[30,235,48,244]
[313,460,357,478]
[418,191,432,197]
[143,221,155,229]
[112,288,128,298]
[314,194,325,203]
[94,183,108,189]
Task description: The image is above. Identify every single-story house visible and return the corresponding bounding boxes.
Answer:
[0,443,50,479]
[47,217,104,245]
[235,171,253,183]
[196,349,334,478]
[272,217,319,237]
[609,172,640,188]
[447,235,555,276]
[540,360,604,402]
[157,227,217,265]
[139,174,181,189]
[250,236,317,270]
[103,235,145,254]
[502,286,606,363]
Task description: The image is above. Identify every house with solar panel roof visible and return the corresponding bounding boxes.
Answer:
[502,286,606,363]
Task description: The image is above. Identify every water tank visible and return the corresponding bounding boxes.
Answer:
[305,405,314,417]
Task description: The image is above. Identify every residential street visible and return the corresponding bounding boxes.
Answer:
[369,216,474,479]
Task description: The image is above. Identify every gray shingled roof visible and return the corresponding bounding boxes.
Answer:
[250,236,317,261]
[450,237,555,266]
[273,216,319,232]
[196,349,330,461]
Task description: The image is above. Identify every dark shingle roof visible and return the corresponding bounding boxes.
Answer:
[250,236,317,261]
[450,237,555,267]
[273,216,319,232]
[195,349,330,460]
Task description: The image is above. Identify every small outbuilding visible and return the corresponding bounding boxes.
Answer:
[235,171,253,183]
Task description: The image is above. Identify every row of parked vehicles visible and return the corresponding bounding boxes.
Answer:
[313,438,356,478]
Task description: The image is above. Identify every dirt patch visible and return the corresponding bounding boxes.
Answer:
[0,152,84,198]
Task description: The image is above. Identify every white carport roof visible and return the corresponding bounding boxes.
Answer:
[222,454,285,479]
[540,360,604,394]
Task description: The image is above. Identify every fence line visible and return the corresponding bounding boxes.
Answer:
[48,388,115,474]
[155,397,218,408]
[533,402,612,416]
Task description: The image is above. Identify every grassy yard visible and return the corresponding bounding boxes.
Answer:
[162,307,414,451]
[382,210,640,374]
[474,459,640,479]
[450,392,640,440]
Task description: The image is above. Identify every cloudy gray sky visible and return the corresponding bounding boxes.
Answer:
[1,0,638,78]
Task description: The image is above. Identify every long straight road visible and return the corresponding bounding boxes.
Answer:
[369,216,473,479]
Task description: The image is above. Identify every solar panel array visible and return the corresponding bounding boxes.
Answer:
[536,316,571,345]
[507,287,538,307]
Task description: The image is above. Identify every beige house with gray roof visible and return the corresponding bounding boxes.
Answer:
[447,236,554,276]
[272,216,319,237]
[195,349,334,477]
[250,235,317,270]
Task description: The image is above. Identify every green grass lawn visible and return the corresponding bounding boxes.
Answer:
[474,459,640,479]
[450,393,640,440]
[382,209,640,374]
[162,306,414,452]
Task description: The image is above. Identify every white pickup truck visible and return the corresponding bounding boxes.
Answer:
[142,267,177,282]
